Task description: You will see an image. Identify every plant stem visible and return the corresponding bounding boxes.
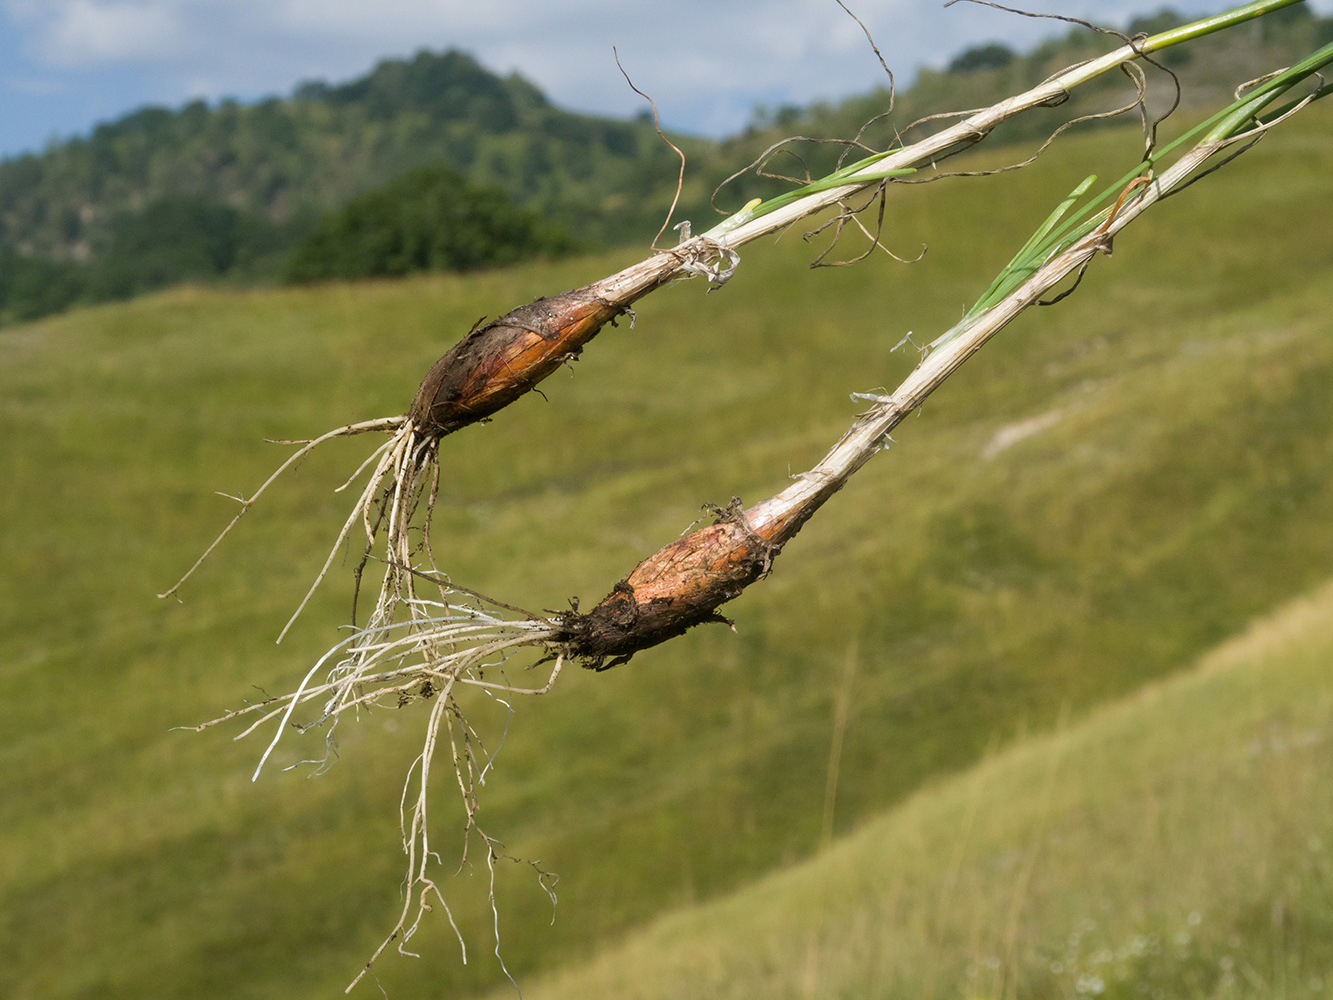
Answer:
[745,65,1330,547]
[697,0,1304,250]
[1142,0,1302,51]
[577,2,1313,342]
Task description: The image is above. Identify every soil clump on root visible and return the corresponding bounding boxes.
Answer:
[564,500,783,669]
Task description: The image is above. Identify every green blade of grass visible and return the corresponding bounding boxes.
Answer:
[927,39,1333,356]
[1142,0,1304,52]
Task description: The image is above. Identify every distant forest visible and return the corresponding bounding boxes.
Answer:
[1,5,1328,325]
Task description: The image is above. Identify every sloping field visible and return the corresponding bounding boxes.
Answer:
[498,575,1333,1000]
[1,102,1330,998]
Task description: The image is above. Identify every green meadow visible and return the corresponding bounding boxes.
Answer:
[2,101,1331,999]
[501,576,1333,1000]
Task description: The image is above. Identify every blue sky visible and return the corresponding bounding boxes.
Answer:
[2,0,1329,160]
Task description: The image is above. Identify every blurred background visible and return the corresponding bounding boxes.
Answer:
[2,4,1332,998]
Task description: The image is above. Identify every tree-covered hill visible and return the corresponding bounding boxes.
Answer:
[0,4,1329,327]
[0,49,692,264]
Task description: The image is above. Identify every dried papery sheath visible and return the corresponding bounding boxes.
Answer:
[409,290,627,436]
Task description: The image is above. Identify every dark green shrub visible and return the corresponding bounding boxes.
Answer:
[284,164,575,283]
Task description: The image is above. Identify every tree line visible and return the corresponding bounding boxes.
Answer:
[1,6,1328,325]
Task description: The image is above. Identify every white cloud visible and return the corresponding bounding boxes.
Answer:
[273,0,447,40]
[5,73,73,96]
[36,0,186,66]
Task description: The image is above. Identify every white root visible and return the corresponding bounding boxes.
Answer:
[192,590,565,992]
[158,416,404,601]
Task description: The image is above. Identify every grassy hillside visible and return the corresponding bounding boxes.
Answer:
[499,574,1333,1000]
[1,101,1331,999]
